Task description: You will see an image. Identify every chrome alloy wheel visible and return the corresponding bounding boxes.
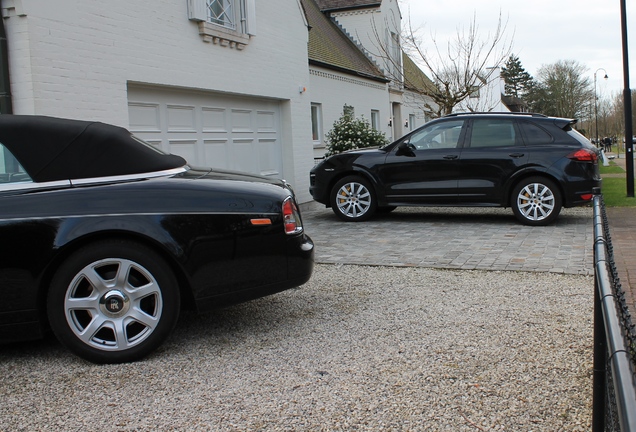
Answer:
[335,181,372,219]
[516,182,556,222]
[63,258,164,352]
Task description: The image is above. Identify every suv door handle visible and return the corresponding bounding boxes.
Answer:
[509,153,525,158]
[443,155,459,160]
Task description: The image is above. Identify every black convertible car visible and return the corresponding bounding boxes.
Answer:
[0,115,314,363]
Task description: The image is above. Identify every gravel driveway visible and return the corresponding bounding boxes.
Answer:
[2,267,592,431]
[1,207,594,431]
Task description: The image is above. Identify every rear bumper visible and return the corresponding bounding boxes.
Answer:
[194,233,314,312]
[564,178,602,208]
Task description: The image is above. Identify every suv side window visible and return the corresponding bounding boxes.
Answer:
[468,119,519,148]
[407,120,464,150]
[519,121,554,145]
[0,143,31,183]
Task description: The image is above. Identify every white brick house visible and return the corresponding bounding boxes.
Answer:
[304,0,434,161]
[1,0,315,202]
[0,0,433,202]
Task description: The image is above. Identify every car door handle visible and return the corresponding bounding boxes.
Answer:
[443,155,459,160]
[509,153,525,158]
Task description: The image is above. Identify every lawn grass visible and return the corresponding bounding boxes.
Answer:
[600,162,627,174]
[599,161,636,206]
[601,177,636,207]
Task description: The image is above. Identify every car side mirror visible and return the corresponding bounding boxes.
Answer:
[395,141,415,157]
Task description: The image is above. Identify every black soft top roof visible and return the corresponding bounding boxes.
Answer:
[0,115,186,182]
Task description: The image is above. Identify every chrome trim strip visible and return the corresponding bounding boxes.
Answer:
[0,180,71,192]
[0,211,280,222]
[0,167,189,193]
[70,167,188,186]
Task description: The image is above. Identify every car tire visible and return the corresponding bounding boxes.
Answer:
[511,177,562,226]
[330,175,377,222]
[47,240,180,364]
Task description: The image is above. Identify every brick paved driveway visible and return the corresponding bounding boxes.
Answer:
[302,205,594,275]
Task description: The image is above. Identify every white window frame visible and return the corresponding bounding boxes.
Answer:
[389,31,402,88]
[371,110,380,131]
[311,103,323,148]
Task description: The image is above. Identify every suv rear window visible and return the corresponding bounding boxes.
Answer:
[567,128,593,146]
[519,121,553,145]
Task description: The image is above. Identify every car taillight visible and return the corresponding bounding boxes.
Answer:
[283,197,303,235]
[567,148,598,162]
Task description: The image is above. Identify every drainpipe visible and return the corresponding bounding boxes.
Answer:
[0,0,13,114]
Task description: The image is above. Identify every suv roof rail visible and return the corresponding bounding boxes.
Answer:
[443,112,548,118]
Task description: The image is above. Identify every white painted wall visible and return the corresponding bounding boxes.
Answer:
[326,0,431,141]
[309,66,390,161]
[455,67,509,113]
[400,90,431,132]
[330,0,402,76]
[1,0,315,202]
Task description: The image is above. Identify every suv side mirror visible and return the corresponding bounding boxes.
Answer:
[395,141,416,157]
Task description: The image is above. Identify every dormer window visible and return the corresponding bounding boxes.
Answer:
[188,0,256,49]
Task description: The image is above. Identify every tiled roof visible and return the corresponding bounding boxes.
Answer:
[314,0,382,11]
[301,0,387,82]
[402,52,435,93]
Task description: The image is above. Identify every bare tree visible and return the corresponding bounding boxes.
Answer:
[399,11,513,117]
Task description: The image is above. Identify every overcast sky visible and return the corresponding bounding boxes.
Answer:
[399,0,636,98]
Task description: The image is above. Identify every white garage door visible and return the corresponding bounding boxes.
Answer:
[127,85,283,177]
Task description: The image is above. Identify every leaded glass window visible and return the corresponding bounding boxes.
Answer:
[208,0,236,30]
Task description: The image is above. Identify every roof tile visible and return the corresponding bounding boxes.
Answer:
[301,0,387,82]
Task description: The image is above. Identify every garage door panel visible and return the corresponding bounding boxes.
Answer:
[203,139,229,168]
[167,105,197,132]
[128,86,282,178]
[202,107,227,132]
[233,139,257,173]
[168,139,198,163]
[257,110,276,131]
[231,109,253,133]
[129,103,162,132]
[259,138,281,177]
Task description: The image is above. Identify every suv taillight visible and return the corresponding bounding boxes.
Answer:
[283,197,303,235]
[567,148,598,162]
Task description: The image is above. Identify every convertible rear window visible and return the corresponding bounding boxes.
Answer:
[0,143,31,183]
[131,135,171,155]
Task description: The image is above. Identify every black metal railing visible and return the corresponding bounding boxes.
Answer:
[593,195,636,431]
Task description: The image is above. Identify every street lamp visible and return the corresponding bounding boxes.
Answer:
[594,68,608,148]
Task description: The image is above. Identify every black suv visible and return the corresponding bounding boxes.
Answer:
[309,113,601,226]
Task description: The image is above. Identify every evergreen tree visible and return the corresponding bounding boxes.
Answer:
[501,55,533,98]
